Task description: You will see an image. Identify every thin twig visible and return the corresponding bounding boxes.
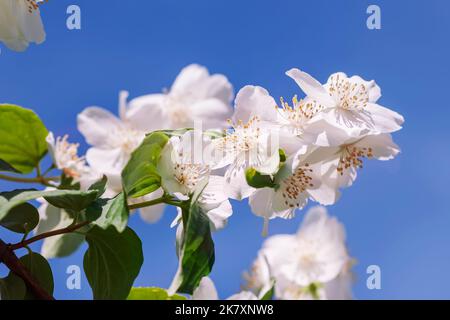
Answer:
[9,221,90,251]
[0,173,59,186]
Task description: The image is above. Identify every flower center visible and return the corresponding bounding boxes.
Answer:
[280,164,314,208]
[25,0,43,13]
[278,96,324,134]
[173,162,209,193]
[337,145,373,175]
[327,74,369,111]
[55,135,87,178]
[218,116,261,154]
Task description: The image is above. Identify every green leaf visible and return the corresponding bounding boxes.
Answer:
[0,104,48,174]
[169,188,215,295]
[84,226,143,300]
[58,174,81,191]
[94,193,129,233]
[260,284,275,300]
[0,158,20,173]
[44,190,99,213]
[20,252,54,299]
[0,202,39,234]
[0,273,27,300]
[0,189,100,221]
[245,168,276,189]
[121,132,169,198]
[88,175,108,198]
[154,128,193,137]
[127,287,187,300]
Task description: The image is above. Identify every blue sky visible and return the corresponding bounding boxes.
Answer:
[1,0,450,299]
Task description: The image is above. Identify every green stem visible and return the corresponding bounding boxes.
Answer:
[128,197,168,210]
[0,173,59,187]
[9,221,90,251]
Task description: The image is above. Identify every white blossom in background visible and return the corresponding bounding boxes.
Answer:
[129,64,234,130]
[286,69,404,146]
[0,0,46,51]
[193,277,258,300]
[77,91,157,194]
[213,85,280,200]
[245,206,354,300]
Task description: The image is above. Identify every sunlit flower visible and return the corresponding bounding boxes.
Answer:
[286,69,404,145]
[249,147,338,234]
[318,133,400,189]
[159,131,232,230]
[0,0,46,51]
[214,85,280,200]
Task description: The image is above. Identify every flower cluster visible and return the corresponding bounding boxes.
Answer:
[244,206,353,300]
[60,65,403,234]
[37,64,403,298]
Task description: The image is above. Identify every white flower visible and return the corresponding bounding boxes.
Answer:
[249,146,338,234]
[77,91,162,184]
[286,69,404,144]
[214,85,280,200]
[129,64,234,130]
[193,277,258,300]
[245,206,352,300]
[46,133,86,177]
[159,131,232,230]
[319,133,400,189]
[77,90,171,223]
[0,0,45,51]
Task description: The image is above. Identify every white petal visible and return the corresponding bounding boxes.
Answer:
[137,189,166,223]
[206,200,232,231]
[189,99,233,129]
[227,291,258,300]
[365,103,404,134]
[192,277,219,300]
[232,85,278,123]
[249,188,275,219]
[286,68,335,107]
[45,132,56,164]
[355,133,400,160]
[0,0,46,51]
[348,75,381,103]
[126,93,169,132]
[171,64,210,95]
[77,107,122,148]
[224,166,255,200]
[86,147,127,174]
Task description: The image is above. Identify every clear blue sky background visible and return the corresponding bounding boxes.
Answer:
[1,0,449,299]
